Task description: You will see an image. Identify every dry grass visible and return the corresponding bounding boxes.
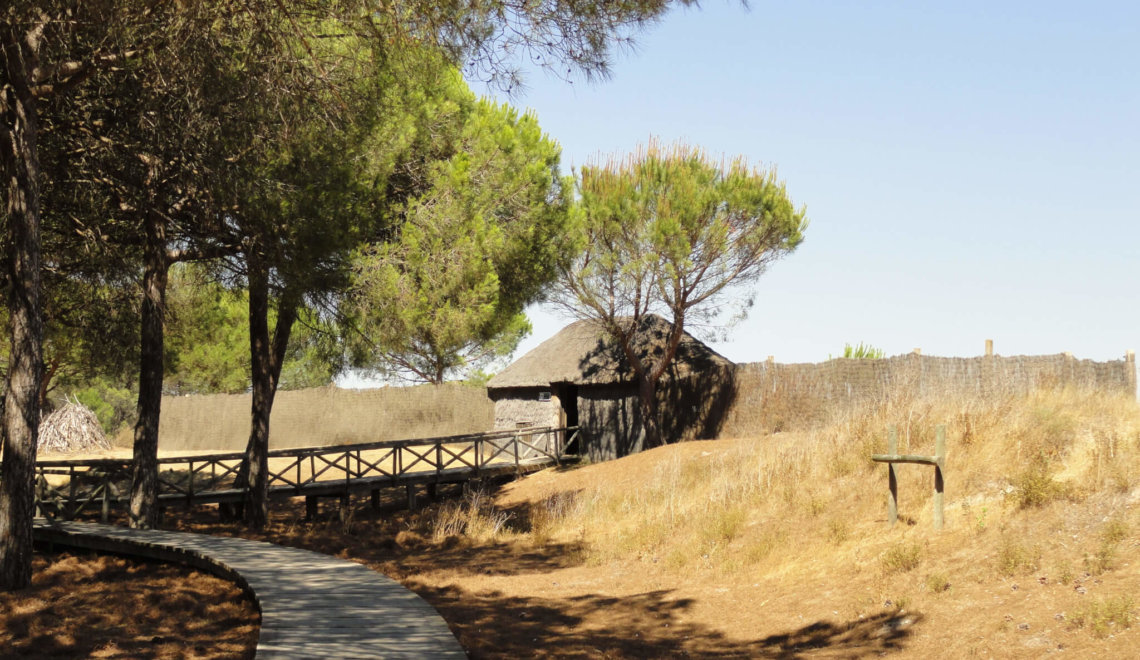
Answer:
[495,387,1140,578]
[432,489,514,543]
[146,385,1139,659]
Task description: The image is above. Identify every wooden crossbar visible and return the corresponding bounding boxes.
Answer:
[872,425,946,529]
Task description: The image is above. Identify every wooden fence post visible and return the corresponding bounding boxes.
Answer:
[101,472,111,523]
[887,426,898,526]
[933,425,946,530]
[873,424,946,530]
[985,339,993,357]
[406,484,418,511]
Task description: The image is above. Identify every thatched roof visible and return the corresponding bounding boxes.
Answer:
[488,315,733,389]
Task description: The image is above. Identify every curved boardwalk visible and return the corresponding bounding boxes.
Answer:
[32,519,466,659]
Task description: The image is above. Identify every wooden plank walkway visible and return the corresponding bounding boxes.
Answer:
[33,519,466,659]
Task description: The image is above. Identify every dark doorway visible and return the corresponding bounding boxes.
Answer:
[559,383,580,455]
[560,384,579,428]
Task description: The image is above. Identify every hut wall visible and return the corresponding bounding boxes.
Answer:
[490,387,560,430]
[657,365,737,443]
[577,383,643,460]
[576,364,736,460]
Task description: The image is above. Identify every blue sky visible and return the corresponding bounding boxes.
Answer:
[484,1,1140,365]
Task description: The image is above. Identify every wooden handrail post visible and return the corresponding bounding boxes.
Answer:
[101,471,111,523]
[873,424,947,530]
[933,425,946,530]
[887,426,898,526]
[68,466,77,520]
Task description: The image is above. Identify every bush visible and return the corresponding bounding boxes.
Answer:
[833,342,885,360]
[1010,454,1065,509]
[996,539,1041,577]
[925,573,951,593]
[1070,596,1134,638]
[70,381,136,436]
[881,542,922,574]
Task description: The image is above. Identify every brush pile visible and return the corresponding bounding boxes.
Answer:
[38,398,112,454]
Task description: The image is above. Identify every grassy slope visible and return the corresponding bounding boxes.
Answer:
[472,388,1140,657]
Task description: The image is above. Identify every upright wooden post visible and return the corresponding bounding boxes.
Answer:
[370,488,380,510]
[339,493,350,524]
[887,426,898,526]
[101,473,111,523]
[406,484,418,511]
[985,339,993,357]
[305,495,318,521]
[933,425,946,530]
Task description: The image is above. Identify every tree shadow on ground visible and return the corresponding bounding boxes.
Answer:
[164,484,588,579]
[164,484,922,658]
[412,581,922,659]
[0,551,256,659]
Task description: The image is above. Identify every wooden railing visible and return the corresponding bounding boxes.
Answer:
[871,424,946,529]
[35,426,577,522]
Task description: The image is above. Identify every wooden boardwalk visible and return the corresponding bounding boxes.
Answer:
[33,519,466,659]
[35,426,575,521]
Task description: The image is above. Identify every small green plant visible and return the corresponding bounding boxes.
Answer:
[925,572,951,593]
[827,519,849,545]
[1010,454,1065,509]
[1102,517,1129,545]
[1070,595,1134,638]
[996,539,1041,577]
[700,505,747,546]
[881,542,922,574]
[832,342,886,360]
[1056,560,1076,585]
[744,531,786,565]
[1085,517,1130,575]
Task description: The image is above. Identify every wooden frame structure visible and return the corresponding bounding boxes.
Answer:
[871,424,946,530]
[34,426,576,522]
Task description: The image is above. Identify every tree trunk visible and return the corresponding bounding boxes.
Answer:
[128,211,168,529]
[0,26,45,590]
[239,256,298,529]
[637,373,662,450]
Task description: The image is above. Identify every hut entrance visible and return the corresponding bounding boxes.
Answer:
[555,383,579,427]
[556,383,579,454]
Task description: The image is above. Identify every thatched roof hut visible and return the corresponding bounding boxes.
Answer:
[488,315,735,459]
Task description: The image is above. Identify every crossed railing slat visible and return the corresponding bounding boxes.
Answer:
[33,426,576,522]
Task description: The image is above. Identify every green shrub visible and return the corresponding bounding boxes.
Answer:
[1010,454,1065,509]
[1070,596,1134,638]
[996,539,1041,577]
[925,572,951,593]
[881,542,922,574]
[71,381,136,436]
[832,342,885,360]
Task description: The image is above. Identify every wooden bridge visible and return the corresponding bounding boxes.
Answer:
[35,426,576,522]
